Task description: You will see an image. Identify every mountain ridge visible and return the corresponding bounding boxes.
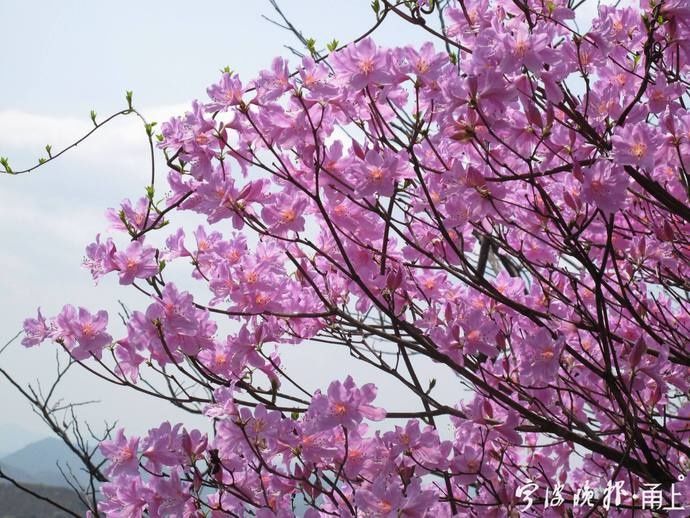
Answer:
[1,437,101,488]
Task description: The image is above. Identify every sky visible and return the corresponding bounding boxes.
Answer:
[0,0,609,450]
[0,0,445,447]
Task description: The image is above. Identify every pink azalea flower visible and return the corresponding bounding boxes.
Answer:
[332,37,391,90]
[146,468,192,518]
[355,478,403,517]
[21,308,50,347]
[501,26,557,73]
[141,422,185,472]
[451,445,494,483]
[254,57,292,101]
[105,197,150,233]
[55,305,112,360]
[98,475,150,518]
[114,340,144,383]
[520,328,565,386]
[356,149,407,198]
[309,376,386,432]
[206,72,243,111]
[100,429,140,477]
[581,161,629,213]
[403,42,447,82]
[261,191,308,235]
[611,122,659,171]
[83,234,117,282]
[112,240,159,285]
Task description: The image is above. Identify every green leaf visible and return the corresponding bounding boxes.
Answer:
[327,39,339,52]
[306,37,317,57]
[90,110,97,126]
[371,0,380,15]
[145,121,157,137]
[0,157,12,174]
[125,90,133,110]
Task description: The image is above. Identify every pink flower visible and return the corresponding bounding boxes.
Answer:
[501,26,557,73]
[98,476,150,518]
[450,445,493,483]
[146,468,192,518]
[152,283,198,336]
[261,191,308,235]
[309,376,386,431]
[383,420,450,469]
[55,305,112,360]
[581,161,629,213]
[112,240,159,285]
[254,57,292,101]
[403,42,446,82]
[206,72,243,110]
[141,422,185,473]
[163,227,190,260]
[100,429,140,477]
[298,57,339,100]
[611,122,659,171]
[21,308,50,347]
[106,197,150,233]
[83,234,117,282]
[520,328,565,386]
[355,478,403,517]
[332,38,391,90]
[114,340,144,382]
[356,149,407,197]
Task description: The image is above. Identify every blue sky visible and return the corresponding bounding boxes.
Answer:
[0,0,607,448]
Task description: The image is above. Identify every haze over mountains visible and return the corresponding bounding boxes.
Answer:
[0,424,44,459]
[0,435,96,516]
[0,437,101,488]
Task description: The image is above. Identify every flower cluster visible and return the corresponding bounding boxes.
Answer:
[22,0,690,515]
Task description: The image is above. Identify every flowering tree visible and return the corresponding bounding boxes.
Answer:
[3,0,690,516]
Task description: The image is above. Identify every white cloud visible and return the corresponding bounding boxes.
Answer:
[0,104,188,173]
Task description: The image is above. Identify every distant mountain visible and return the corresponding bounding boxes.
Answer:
[0,438,101,488]
[0,482,88,517]
[0,424,46,459]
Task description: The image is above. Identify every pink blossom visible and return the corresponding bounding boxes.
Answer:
[55,305,111,360]
[206,72,243,110]
[309,376,386,432]
[581,161,629,213]
[100,429,140,477]
[332,37,390,90]
[21,308,50,347]
[146,468,192,518]
[112,240,159,285]
[83,234,116,281]
[519,328,565,386]
[140,422,185,473]
[105,197,150,233]
[98,476,150,518]
[261,191,308,235]
[611,122,659,171]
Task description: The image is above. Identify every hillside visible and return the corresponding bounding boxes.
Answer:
[0,426,44,459]
[0,438,101,488]
[0,482,88,517]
